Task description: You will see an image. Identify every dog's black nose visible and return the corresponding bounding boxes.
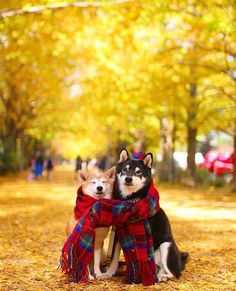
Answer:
[125,177,133,184]
[97,186,103,192]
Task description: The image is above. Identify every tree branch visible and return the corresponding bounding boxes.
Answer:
[216,127,233,136]
[0,0,137,19]
[219,87,236,102]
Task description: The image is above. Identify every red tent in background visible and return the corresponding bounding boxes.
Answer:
[198,146,234,176]
[213,152,233,176]
[198,150,219,172]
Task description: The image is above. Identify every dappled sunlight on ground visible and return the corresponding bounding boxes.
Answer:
[0,166,235,290]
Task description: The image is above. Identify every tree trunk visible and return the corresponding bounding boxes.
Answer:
[170,113,177,183]
[1,130,18,173]
[186,126,197,186]
[232,134,236,192]
[133,131,147,153]
[186,83,197,187]
[111,130,128,163]
[231,102,236,192]
[159,118,172,182]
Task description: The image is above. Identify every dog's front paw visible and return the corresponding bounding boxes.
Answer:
[158,273,173,282]
[89,274,95,280]
[158,275,168,282]
[96,272,113,280]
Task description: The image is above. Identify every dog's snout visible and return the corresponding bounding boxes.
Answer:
[125,177,133,184]
[97,186,103,192]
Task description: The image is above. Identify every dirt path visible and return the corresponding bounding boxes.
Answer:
[0,166,235,290]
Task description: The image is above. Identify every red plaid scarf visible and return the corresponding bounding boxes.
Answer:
[61,181,160,286]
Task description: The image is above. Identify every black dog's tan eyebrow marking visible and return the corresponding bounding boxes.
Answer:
[120,165,129,176]
[134,167,143,177]
[122,165,129,171]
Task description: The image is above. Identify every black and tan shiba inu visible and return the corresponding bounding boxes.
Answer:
[102,149,188,282]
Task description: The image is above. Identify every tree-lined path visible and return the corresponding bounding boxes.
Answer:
[0,166,235,290]
[1,0,236,189]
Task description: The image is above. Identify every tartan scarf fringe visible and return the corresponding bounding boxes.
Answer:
[61,181,160,286]
[124,260,157,285]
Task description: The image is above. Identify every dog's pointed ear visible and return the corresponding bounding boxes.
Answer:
[118,148,129,163]
[106,166,116,181]
[143,153,153,168]
[77,171,88,182]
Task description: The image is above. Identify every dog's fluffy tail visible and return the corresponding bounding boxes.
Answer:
[180,252,189,271]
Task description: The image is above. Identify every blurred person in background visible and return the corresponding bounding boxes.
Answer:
[27,157,36,181]
[35,155,44,179]
[45,157,54,181]
[74,155,83,180]
[97,155,108,171]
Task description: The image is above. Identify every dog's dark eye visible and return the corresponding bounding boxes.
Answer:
[102,181,107,184]
[122,168,128,173]
[135,170,142,175]
[91,181,96,184]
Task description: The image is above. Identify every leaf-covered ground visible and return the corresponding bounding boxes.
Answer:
[0,166,235,290]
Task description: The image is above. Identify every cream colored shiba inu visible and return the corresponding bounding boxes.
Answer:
[66,167,116,279]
